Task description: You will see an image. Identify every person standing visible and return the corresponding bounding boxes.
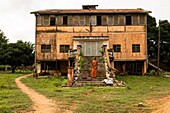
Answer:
[90,56,98,78]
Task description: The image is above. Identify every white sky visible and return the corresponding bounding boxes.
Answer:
[0,0,169,43]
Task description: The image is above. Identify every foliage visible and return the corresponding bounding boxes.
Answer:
[79,51,84,71]
[0,40,34,73]
[0,72,31,113]
[22,75,170,113]
[0,30,8,46]
[147,15,170,71]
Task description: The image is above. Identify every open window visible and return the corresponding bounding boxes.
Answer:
[126,15,132,25]
[97,16,102,26]
[63,16,68,25]
[50,17,56,26]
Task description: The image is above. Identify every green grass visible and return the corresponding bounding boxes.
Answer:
[164,71,170,74]
[0,71,32,113]
[21,75,170,113]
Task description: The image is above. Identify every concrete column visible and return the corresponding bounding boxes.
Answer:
[143,61,147,76]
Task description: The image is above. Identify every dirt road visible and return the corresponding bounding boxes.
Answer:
[15,74,72,113]
[151,95,170,113]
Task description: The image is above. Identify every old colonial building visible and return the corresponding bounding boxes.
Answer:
[31,5,150,76]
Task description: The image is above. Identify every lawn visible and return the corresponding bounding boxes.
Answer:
[21,75,170,113]
[0,71,32,113]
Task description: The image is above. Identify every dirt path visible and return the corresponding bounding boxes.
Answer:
[151,95,170,113]
[15,74,72,113]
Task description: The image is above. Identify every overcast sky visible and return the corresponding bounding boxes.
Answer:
[0,0,169,43]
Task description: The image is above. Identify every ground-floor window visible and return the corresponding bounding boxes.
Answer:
[41,61,57,70]
[126,62,143,74]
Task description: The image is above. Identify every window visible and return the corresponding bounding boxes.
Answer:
[41,45,51,53]
[113,44,121,52]
[50,17,56,26]
[114,15,118,25]
[74,16,80,26]
[119,15,125,25]
[68,16,73,26]
[63,16,68,25]
[43,16,49,26]
[126,15,132,25]
[139,15,146,25]
[36,16,41,26]
[90,16,96,25]
[80,16,85,26]
[85,15,90,25]
[60,45,70,53]
[133,15,139,25]
[56,16,63,25]
[108,15,114,25]
[97,16,102,26]
[102,15,108,25]
[132,44,140,52]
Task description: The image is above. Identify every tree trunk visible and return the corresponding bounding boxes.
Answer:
[12,67,15,73]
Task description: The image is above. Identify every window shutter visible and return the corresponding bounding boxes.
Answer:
[85,16,90,25]
[114,15,118,25]
[74,16,80,26]
[119,15,125,25]
[56,16,63,25]
[139,15,146,25]
[108,15,114,25]
[36,15,41,26]
[80,16,85,26]
[133,15,139,25]
[44,15,49,26]
[90,16,96,25]
[68,16,73,26]
[102,15,108,25]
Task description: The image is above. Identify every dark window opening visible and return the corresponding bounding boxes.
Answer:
[60,45,70,53]
[97,16,102,26]
[126,62,142,74]
[41,61,57,70]
[113,44,121,52]
[132,44,140,52]
[50,17,56,26]
[63,16,68,25]
[41,45,51,53]
[126,16,132,25]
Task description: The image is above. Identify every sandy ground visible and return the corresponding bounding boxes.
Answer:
[15,74,72,113]
[151,94,170,113]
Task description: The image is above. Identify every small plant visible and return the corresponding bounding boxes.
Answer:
[99,49,104,55]
[79,51,84,72]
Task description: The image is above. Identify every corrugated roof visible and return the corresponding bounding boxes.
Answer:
[31,9,151,15]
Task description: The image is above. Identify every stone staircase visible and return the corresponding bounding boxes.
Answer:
[73,56,107,86]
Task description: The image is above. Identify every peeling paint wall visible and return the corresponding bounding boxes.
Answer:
[36,25,146,61]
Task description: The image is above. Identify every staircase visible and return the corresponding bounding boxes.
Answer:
[77,56,106,81]
[68,46,124,87]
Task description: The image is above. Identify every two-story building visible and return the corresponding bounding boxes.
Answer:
[31,5,150,76]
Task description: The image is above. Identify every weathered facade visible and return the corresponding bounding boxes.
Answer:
[31,5,150,76]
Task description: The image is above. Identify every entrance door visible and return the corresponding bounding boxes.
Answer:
[80,41,102,56]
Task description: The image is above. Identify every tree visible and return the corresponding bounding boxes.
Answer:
[0,40,34,73]
[147,15,170,71]
[0,30,8,46]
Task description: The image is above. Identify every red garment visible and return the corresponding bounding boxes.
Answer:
[90,59,98,78]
